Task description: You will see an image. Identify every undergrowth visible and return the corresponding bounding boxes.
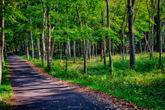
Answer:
[19,53,165,110]
[0,59,13,110]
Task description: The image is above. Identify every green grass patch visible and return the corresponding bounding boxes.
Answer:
[19,53,165,110]
[0,59,13,110]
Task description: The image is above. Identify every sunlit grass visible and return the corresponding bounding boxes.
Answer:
[20,53,165,109]
[0,59,13,110]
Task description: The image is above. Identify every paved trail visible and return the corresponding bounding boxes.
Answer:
[8,54,112,110]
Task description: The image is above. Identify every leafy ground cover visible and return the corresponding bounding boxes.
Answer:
[19,53,165,110]
[0,59,13,110]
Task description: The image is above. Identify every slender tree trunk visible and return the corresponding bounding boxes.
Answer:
[84,40,87,74]
[47,5,51,71]
[128,0,136,67]
[37,37,41,60]
[60,42,63,62]
[51,38,55,64]
[106,0,113,74]
[68,41,71,58]
[88,40,91,63]
[73,41,76,63]
[1,0,5,66]
[158,0,162,69]
[73,16,76,63]
[102,10,106,67]
[96,43,97,58]
[100,39,103,61]
[41,0,46,66]
[25,30,29,59]
[66,4,69,72]
[92,43,94,62]
[30,16,34,59]
[151,0,156,60]
[121,8,127,60]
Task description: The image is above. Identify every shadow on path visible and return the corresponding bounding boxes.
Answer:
[8,54,111,110]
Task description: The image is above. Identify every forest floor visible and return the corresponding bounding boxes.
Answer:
[8,53,137,110]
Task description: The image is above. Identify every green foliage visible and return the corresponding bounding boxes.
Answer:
[0,59,13,110]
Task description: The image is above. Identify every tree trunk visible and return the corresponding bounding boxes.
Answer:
[41,0,46,67]
[128,0,136,67]
[68,41,71,58]
[1,0,5,66]
[92,42,94,62]
[60,42,63,62]
[158,0,162,69]
[106,0,113,74]
[88,40,91,63]
[150,0,156,60]
[37,37,41,60]
[47,5,51,71]
[121,8,127,60]
[73,41,76,63]
[51,38,55,64]
[84,40,87,74]
[100,39,103,61]
[25,30,29,59]
[30,16,34,59]
[66,4,69,72]
[96,43,97,58]
[102,10,106,67]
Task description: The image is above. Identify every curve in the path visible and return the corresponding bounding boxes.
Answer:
[8,54,110,110]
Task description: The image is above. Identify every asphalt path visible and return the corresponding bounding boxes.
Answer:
[8,54,113,110]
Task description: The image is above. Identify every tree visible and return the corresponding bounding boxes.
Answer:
[41,0,46,66]
[1,0,5,66]
[106,0,113,74]
[158,0,162,69]
[128,0,136,67]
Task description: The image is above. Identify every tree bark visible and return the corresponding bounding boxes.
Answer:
[37,37,41,60]
[25,30,29,59]
[68,41,71,58]
[128,0,136,67]
[121,8,127,60]
[51,38,55,64]
[102,10,106,67]
[66,3,69,72]
[30,16,34,59]
[1,0,5,66]
[106,0,113,74]
[158,0,162,69]
[41,0,46,66]
[60,42,63,62]
[150,0,156,60]
[47,5,51,71]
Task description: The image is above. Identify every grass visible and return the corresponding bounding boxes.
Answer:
[0,59,13,110]
[19,53,165,110]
